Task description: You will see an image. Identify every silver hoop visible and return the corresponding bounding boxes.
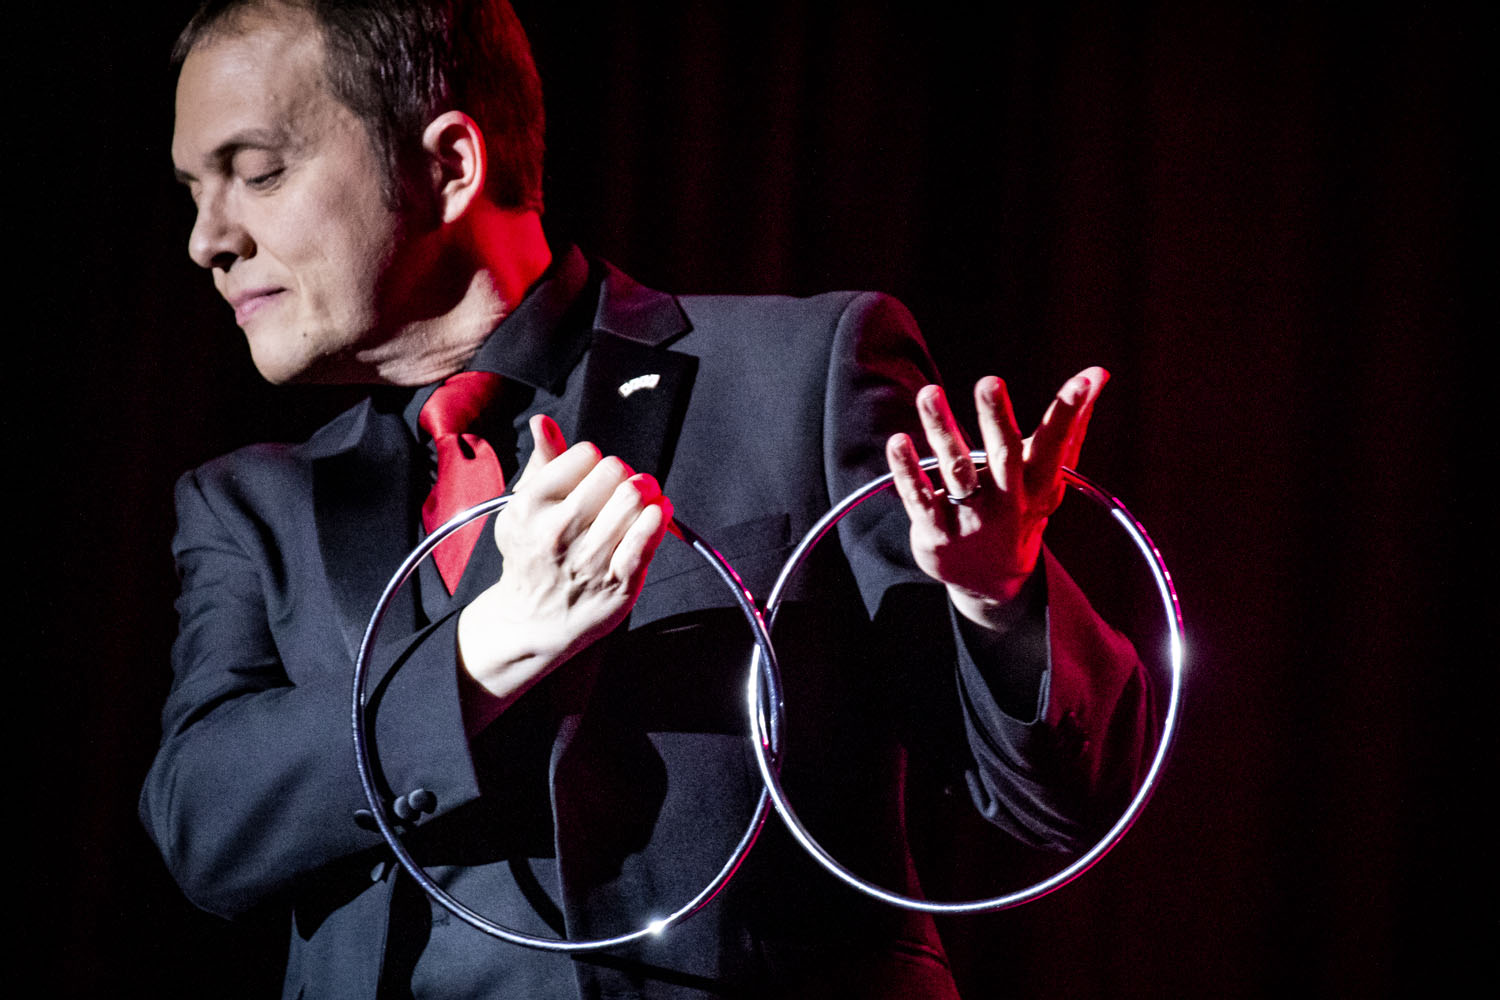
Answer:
[353,496,785,952]
[749,453,1184,914]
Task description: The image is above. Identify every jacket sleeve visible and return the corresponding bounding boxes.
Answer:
[139,459,482,919]
[820,292,1156,851]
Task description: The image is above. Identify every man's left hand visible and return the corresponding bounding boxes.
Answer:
[885,367,1107,632]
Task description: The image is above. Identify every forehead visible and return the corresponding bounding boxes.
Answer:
[171,6,336,171]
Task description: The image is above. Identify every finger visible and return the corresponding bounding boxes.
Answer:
[609,494,673,593]
[577,473,662,573]
[886,432,939,524]
[532,414,568,463]
[524,440,605,504]
[1063,367,1108,471]
[511,414,570,491]
[916,385,979,499]
[1025,371,1093,495]
[556,454,634,541]
[973,376,1024,494]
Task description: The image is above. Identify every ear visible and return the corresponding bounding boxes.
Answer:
[420,110,488,224]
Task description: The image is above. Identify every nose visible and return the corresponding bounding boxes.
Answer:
[188,189,254,271]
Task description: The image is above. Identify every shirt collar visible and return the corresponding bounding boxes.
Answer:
[466,243,594,393]
[403,244,595,436]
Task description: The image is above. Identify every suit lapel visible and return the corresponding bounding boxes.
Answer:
[313,400,423,663]
[573,332,697,481]
[575,261,697,481]
[548,264,703,918]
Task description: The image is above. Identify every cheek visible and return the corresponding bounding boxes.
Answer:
[276,149,406,326]
[293,205,400,316]
[332,182,404,272]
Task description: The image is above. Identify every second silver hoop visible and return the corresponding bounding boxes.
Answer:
[748,453,1185,914]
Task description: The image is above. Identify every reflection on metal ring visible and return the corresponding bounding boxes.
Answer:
[352,495,785,952]
[749,452,1185,914]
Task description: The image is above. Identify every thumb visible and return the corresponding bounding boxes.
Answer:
[512,414,568,490]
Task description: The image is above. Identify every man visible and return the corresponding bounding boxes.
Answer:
[142,1,1153,996]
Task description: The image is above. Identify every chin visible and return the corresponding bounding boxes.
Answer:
[244,315,386,386]
[252,344,373,387]
[248,344,321,386]
[249,360,298,386]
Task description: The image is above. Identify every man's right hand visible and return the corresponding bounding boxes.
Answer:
[456,414,672,732]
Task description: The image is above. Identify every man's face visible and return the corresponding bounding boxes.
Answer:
[173,6,424,384]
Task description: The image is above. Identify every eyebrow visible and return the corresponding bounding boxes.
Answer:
[173,127,290,185]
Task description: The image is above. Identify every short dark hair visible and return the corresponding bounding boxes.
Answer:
[174,0,545,212]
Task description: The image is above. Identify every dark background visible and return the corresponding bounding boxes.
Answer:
[35,1,1477,996]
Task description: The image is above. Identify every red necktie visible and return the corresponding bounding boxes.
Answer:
[419,371,505,593]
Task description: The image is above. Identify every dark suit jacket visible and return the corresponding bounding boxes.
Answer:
[142,251,1153,998]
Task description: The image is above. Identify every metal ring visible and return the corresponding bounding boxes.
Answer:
[945,486,980,506]
[748,452,1184,914]
[353,495,785,952]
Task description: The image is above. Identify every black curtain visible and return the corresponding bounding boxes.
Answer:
[36,2,1477,996]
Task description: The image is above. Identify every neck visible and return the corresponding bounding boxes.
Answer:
[354,207,552,386]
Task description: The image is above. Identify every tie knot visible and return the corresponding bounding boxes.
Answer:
[419,371,503,439]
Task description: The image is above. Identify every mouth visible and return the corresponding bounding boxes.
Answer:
[227,287,286,326]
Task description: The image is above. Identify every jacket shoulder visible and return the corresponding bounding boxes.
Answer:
[173,396,385,536]
[590,251,921,352]
[666,289,926,384]
[181,398,376,489]
[677,288,917,335]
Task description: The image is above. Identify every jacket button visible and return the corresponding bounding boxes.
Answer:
[408,788,437,814]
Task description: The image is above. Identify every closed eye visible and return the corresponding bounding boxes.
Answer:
[245,169,284,191]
